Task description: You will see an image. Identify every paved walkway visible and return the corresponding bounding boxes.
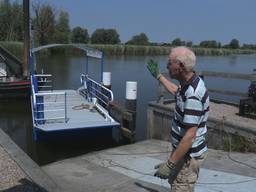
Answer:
[43,140,256,192]
[0,129,58,192]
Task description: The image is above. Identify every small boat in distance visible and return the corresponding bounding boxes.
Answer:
[0,45,30,98]
[30,44,120,141]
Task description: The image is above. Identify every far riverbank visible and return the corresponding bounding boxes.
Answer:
[1,41,256,60]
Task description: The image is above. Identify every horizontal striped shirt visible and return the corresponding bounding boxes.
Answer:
[171,73,209,157]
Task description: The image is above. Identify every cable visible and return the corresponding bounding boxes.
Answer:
[72,103,91,110]
[91,114,256,188]
[95,153,256,187]
[105,151,172,156]
[197,178,256,185]
[220,116,256,170]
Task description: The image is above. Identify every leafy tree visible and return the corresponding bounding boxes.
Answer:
[199,40,218,48]
[171,38,182,46]
[229,39,240,49]
[53,11,70,44]
[126,33,149,45]
[91,28,120,44]
[32,2,56,45]
[186,41,193,47]
[242,44,256,50]
[0,0,23,41]
[71,26,89,43]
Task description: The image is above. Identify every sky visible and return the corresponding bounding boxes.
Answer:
[34,0,256,44]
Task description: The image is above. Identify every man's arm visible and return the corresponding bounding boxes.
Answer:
[153,126,197,179]
[169,126,197,163]
[146,59,178,95]
[158,75,178,95]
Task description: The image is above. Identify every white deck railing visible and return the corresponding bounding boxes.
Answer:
[31,75,67,125]
[34,74,53,91]
[80,74,114,109]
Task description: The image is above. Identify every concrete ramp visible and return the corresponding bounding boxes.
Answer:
[43,140,256,192]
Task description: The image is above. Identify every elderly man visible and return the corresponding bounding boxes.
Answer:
[147,46,209,192]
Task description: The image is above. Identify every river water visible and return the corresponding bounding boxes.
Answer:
[0,54,255,165]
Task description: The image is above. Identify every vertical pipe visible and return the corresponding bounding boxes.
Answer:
[23,0,30,78]
[125,81,137,142]
[64,92,67,123]
[31,27,37,73]
[86,56,89,75]
[100,52,104,82]
[29,53,34,75]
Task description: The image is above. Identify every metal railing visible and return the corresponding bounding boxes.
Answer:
[80,74,114,109]
[158,71,256,104]
[31,75,67,125]
[34,74,53,91]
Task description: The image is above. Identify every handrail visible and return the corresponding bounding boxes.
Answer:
[35,91,65,96]
[87,76,114,101]
[35,74,53,91]
[158,71,255,104]
[34,74,52,77]
[32,92,67,124]
[31,74,67,125]
[161,71,255,81]
[199,71,256,81]
[80,74,114,109]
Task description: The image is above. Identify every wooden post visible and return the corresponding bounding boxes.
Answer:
[23,0,29,78]
[158,82,165,104]
[124,81,137,142]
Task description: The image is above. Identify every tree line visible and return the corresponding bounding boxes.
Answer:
[0,1,256,50]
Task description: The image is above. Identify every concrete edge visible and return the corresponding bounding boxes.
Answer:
[148,100,256,137]
[0,128,60,192]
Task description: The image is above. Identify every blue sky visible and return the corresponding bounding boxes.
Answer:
[35,0,256,44]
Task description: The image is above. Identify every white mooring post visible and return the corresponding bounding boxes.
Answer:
[103,72,111,89]
[125,81,137,142]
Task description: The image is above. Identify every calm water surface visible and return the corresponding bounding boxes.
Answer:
[0,54,255,165]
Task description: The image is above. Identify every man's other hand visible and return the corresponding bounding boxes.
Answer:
[154,161,175,179]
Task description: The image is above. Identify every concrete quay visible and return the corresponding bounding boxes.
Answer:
[43,139,256,192]
[1,124,256,192]
[0,128,58,192]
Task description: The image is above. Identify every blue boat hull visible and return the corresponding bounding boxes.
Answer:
[33,125,120,142]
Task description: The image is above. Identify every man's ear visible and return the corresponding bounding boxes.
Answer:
[179,62,186,71]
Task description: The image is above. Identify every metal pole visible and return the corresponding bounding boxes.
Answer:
[64,92,67,123]
[31,27,37,73]
[86,56,89,75]
[100,53,104,82]
[23,0,30,78]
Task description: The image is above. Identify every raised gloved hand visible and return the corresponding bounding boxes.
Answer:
[147,59,162,79]
[154,160,176,179]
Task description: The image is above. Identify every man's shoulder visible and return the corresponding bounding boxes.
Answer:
[186,77,207,100]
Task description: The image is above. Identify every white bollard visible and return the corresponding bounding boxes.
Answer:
[103,72,111,89]
[125,81,137,142]
[125,81,137,100]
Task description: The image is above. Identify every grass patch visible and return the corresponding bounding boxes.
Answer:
[0,41,23,60]
[1,41,256,56]
[223,134,256,153]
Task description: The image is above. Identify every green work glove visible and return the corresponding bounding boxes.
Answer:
[147,59,162,79]
[154,160,176,179]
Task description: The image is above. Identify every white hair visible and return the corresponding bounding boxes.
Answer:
[171,46,196,71]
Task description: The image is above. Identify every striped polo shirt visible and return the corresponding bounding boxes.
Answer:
[171,73,209,157]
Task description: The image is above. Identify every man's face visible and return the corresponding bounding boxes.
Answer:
[167,54,181,79]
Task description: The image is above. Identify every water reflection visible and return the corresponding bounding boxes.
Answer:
[1,54,255,165]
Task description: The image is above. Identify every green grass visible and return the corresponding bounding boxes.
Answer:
[223,134,256,153]
[0,41,23,60]
[1,41,256,57]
